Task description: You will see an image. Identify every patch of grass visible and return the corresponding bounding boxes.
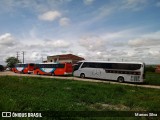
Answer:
[145,72,160,85]
[0,76,160,120]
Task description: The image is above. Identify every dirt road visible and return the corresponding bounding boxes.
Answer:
[0,71,160,89]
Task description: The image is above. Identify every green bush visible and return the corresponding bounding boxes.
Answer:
[145,66,155,72]
[0,65,4,71]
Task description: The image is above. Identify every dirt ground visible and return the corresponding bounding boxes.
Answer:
[0,71,160,89]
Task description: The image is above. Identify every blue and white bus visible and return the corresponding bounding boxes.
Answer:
[73,61,145,83]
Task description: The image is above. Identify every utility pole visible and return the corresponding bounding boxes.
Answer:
[16,52,19,62]
[22,51,25,63]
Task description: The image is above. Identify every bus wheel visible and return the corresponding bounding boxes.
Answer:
[37,72,40,75]
[80,73,85,78]
[22,70,25,74]
[117,76,124,83]
[52,73,55,76]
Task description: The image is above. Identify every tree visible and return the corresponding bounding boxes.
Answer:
[5,57,20,68]
[0,65,4,71]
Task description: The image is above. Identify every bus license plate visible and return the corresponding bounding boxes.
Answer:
[131,76,140,82]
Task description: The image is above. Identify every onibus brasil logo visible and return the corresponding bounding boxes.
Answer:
[2,112,42,118]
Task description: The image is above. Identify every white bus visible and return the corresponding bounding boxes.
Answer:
[73,61,145,83]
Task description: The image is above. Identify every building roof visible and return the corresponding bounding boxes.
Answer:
[156,65,160,67]
[48,54,85,60]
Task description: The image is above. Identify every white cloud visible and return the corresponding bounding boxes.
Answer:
[83,0,94,5]
[142,31,160,39]
[128,31,160,47]
[77,52,86,58]
[149,50,160,56]
[46,40,70,48]
[0,0,73,14]
[0,33,16,47]
[110,41,126,47]
[128,38,160,47]
[156,2,160,7]
[126,50,136,57]
[59,17,70,26]
[30,52,42,61]
[79,36,106,51]
[95,5,115,20]
[38,10,61,21]
[83,0,148,26]
[128,38,144,47]
[120,0,148,11]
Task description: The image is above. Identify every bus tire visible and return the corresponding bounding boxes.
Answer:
[117,76,124,83]
[37,72,40,75]
[80,73,85,78]
[21,71,24,74]
[52,73,55,76]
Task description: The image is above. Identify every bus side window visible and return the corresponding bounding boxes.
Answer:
[88,63,95,68]
[59,64,65,68]
[24,64,26,67]
[42,64,44,68]
[94,63,99,68]
[112,63,117,69]
[81,62,88,68]
[101,63,109,69]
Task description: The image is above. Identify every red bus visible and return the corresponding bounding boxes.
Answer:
[33,63,73,76]
[12,63,35,74]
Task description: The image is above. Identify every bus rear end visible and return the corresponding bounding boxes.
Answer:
[13,64,28,73]
[130,63,145,83]
[28,63,35,74]
[64,63,73,75]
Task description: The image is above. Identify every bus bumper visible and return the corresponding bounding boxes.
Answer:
[28,71,33,74]
[64,72,72,75]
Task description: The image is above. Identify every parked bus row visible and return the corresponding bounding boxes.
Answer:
[12,61,145,83]
[12,62,73,76]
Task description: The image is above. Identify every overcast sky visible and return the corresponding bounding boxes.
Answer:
[0,0,160,65]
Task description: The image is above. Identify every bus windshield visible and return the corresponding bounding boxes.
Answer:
[73,62,82,71]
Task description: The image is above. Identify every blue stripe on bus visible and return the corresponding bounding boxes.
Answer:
[16,67,24,71]
[50,68,56,73]
[40,68,56,73]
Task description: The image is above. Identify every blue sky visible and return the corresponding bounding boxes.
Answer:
[0,0,160,65]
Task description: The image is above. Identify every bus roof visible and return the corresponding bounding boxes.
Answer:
[16,63,34,64]
[37,62,71,64]
[37,62,58,64]
[77,60,144,64]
